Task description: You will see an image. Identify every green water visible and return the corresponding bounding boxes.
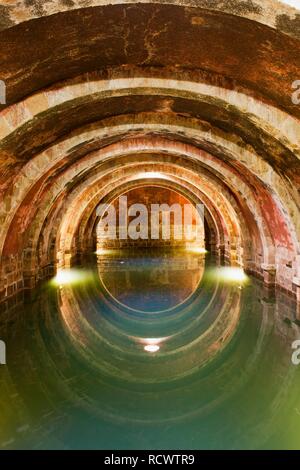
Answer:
[0,251,300,450]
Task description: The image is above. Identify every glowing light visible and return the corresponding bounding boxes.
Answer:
[139,337,167,353]
[213,267,249,284]
[95,248,113,255]
[52,269,91,286]
[144,344,160,353]
[186,247,207,254]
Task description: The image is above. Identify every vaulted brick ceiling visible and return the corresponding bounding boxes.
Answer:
[0,0,299,300]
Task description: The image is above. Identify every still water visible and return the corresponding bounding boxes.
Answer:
[0,250,300,450]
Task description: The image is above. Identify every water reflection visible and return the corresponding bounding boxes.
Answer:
[97,250,205,313]
[59,253,241,382]
[0,251,299,449]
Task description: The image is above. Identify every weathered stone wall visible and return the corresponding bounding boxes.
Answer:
[97,186,205,250]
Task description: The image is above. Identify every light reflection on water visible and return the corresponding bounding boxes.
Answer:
[97,251,205,313]
[0,251,300,450]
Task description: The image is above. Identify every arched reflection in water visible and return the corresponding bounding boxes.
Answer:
[97,250,205,313]
[59,252,241,382]
[0,251,300,450]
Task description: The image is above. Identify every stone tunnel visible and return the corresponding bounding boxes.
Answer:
[2,0,300,452]
[0,0,299,303]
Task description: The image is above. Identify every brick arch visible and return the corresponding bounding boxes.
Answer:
[34,157,258,268]
[0,1,299,302]
[2,139,288,294]
[78,179,221,256]
[1,113,298,263]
